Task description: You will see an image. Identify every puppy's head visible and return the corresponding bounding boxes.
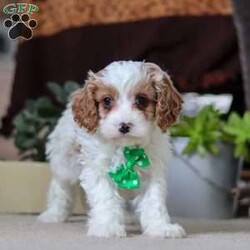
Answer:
[72,61,182,144]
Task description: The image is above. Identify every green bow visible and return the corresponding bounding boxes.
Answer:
[109,147,150,189]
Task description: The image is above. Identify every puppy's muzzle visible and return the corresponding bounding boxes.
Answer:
[119,123,132,134]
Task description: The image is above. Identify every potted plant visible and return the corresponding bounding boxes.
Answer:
[167,105,250,219]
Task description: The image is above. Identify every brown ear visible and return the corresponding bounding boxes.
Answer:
[155,74,183,132]
[71,72,99,133]
[145,63,183,132]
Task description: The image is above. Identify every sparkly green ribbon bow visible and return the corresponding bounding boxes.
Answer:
[109,147,150,189]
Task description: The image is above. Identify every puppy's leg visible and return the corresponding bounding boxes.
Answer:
[38,178,75,223]
[136,164,186,238]
[80,167,126,237]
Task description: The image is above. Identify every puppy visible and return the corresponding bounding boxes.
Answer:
[38,61,186,238]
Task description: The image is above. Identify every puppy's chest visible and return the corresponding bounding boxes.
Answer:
[108,147,151,199]
[108,148,125,172]
[109,147,150,175]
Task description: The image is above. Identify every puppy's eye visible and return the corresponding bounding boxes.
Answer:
[135,95,149,108]
[103,97,113,108]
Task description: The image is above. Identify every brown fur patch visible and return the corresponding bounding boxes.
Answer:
[144,62,183,132]
[95,84,119,118]
[154,75,183,132]
[72,81,99,133]
[129,80,157,120]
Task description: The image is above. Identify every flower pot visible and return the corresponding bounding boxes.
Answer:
[167,137,241,219]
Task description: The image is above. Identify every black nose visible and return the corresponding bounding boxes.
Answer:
[119,123,131,134]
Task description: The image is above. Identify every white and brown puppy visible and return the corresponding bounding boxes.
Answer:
[38,61,185,238]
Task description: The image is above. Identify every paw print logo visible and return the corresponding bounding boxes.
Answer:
[3,13,38,40]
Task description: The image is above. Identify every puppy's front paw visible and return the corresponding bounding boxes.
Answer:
[87,223,126,238]
[144,223,186,238]
[37,210,68,223]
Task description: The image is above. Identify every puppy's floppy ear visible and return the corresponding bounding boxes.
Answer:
[145,63,183,133]
[72,71,99,133]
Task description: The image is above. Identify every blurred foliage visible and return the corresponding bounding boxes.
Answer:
[13,81,80,161]
[171,105,223,157]
[171,105,250,161]
[223,112,250,161]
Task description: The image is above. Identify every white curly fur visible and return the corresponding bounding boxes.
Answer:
[38,61,186,238]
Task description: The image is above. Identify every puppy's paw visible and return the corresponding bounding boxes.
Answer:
[87,224,126,238]
[37,210,68,223]
[144,223,186,238]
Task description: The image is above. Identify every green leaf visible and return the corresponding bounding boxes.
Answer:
[243,112,250,127]
[172,105,223,157]
[37,103,61,119]
[207,143,219,155]
[223,111,250,161]
[64,81,80,95]
[47,82,66,104]
[13,113,36,134]
[14,132,36,150]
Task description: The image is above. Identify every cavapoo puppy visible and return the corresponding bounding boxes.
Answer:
[38,61,186,238]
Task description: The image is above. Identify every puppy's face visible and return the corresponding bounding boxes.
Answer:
[72,61,182,145]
